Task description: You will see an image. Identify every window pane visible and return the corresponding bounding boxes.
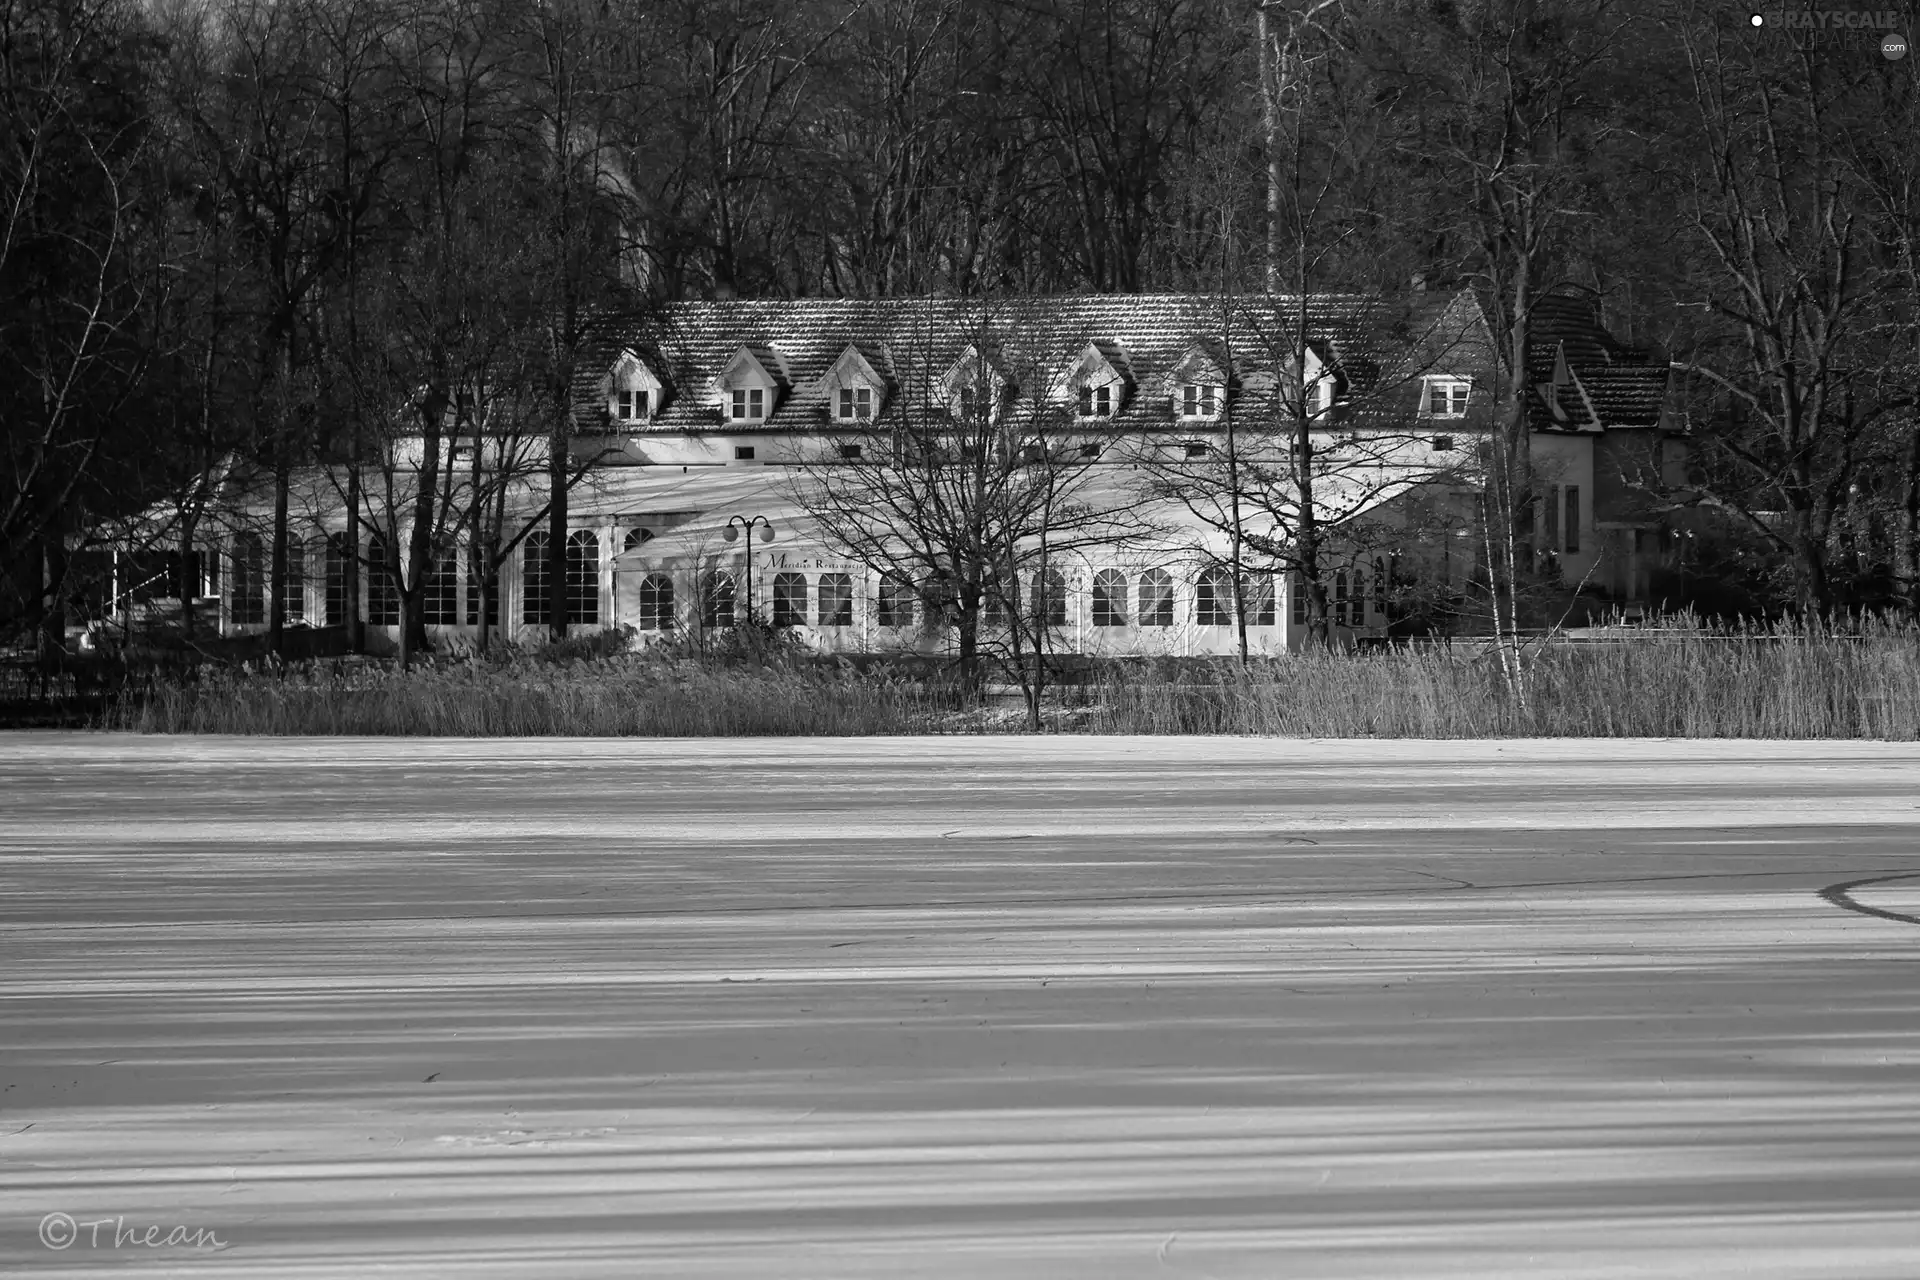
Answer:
[639,573,675,630]
[1138,569,1173,627]
[1196,566,1231,626]
[325,534,352,627]
[465,546,498,627]
[702,570,735,627]
[838,387,852,418]
[368,534,399,625]
[1031,568,1067,627]
[522,532,549,625]
[817,573,852,626]
[1093,569,1126,627]
[877,575,913,627]
[231,533,264,625]
[424,549,457,624]
[566,531,599,624]
[1247,575,1275,626]
[280,534,305,624]
[772,572,807,626]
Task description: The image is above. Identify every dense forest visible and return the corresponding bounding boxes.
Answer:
[4,0,1917,651]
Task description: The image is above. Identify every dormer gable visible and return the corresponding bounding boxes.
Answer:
[1168,344,1229,419]
[821,344,887,422]
[715,345,785,423]
[1296,344,1339,418]
[940,344,1010,422]
[1060,341,1133,419]
[605,349,667,424]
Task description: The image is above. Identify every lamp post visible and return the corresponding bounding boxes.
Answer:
[721,514,775,625]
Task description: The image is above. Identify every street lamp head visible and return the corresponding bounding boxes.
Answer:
[757,522,775,542]
[721,525,738,543]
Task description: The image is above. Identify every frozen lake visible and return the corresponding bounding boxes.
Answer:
[3,735,1919,1277]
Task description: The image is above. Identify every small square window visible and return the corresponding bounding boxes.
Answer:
[730,387,766,420]
[837,385,874,420]
[735,446,756,460]
[1181,383,1220,418]
[1185,441,1209,458]
[840,444,863,460]
[955,386,978,420]
[1424,379,1469,418]
[1022,443,1046,463]
[1080,443,1100,459]
[616,389,649,421]
[1431,435,1454,451]
[1079,383,1113,417]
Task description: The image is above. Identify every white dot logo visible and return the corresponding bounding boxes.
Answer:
[1749,12,1764,25]
[1887,33,1909,59]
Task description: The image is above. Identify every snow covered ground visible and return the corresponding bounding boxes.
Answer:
[3,735,1919,1278]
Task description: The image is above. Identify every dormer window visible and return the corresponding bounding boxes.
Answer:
[837,386,874,420]
[1180,383,1222,419]
[1424,377,1470,418]
[956,386,978,420]
[615,389,649,421]
[1079,384,1114,418]
[731,386,766,421]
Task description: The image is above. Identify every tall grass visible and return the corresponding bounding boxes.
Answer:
[1088,619,1920,739]
[104,654,951,736]
[100,618,1920,738]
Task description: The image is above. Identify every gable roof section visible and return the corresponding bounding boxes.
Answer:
[572,291,1486,433]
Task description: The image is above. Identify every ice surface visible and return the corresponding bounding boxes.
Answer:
[3,736,1919,1277]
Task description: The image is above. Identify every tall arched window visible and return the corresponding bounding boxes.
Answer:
[566,530,600,624]
[424,548,457,624]
[623,527,653,553]
[701,569,735,628]
[280,534,305,624]
[772,572,807,626]
[230,533,265,625]
[1031,567,1067,627]
[638,573,674,630]
[877,574,914,627]
[1195,566,1232,626]
[522,531,549,624]
[817,573,852,626]
[982,565,1013,626]
[1333,569,1350,627]
[465,543,498,627]
[367,533,399,625]
[1137,569,1173,628]
[1092,569,1127,627]
[1247,575,1275,626]
[324,533,352,627]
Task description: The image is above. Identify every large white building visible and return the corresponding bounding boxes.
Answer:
[159,288,1679,656]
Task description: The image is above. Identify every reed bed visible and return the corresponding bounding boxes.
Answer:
[104,655,950,736]
[1089,621,1920,739]
[100,619,1920,738]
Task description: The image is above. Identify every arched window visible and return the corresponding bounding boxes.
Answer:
[366,533,399,625]
[817,573,852,626]
[1137,569,1173,627]
[638,573,674,630]
[1247,575,1275,626]
[1092,569,1127,627]
[566,530,599,624]
[701,569,735,628]
[772,572,807,626]
[423,547,457,624]
[1334,569,1350,627]
[623,527,653,553]
[522,531,549,625]
[877,574,914,628]
[324,533,352,627]
[465,543,498,627]
[1195,566,1232,626]
[280,534,305,624]
[1031,567,1067,627]
[231,533,265,625]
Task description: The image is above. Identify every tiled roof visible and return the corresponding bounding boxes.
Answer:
[1574,366,1668,428]
[571,292,1479,434]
